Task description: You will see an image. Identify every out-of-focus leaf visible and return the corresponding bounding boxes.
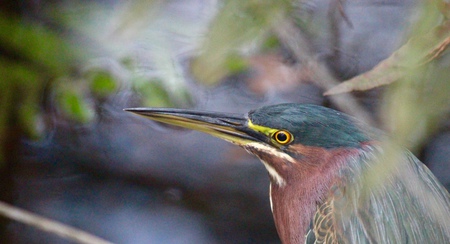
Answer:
[191,0,291,84]
[18,104,42,140]
[0,58,43,139]
[325,4,449,95]
[17,81,43,140]
[56,86,94,123]
[133,78,173,108]
[88,70,118,98]
[0,15,85,76]
[225,55,248,73]
[262,35,281,50]
[382,64,450,150]
[0,59,40,82]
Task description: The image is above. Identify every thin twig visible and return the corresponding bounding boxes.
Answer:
[0,201,113,244]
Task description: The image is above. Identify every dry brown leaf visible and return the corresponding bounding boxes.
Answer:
[325,19,450,95]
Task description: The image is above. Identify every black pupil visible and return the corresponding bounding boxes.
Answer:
[277,132,288,142]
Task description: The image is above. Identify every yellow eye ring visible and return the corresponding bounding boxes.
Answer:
[273,130,293,145]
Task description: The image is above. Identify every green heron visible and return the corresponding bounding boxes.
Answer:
[125,103,450,243]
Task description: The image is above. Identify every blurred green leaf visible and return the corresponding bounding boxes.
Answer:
[191,0,292,84]
[225,55,249,73]
[0,12,91,142]
[133,78,173,108]
[88,70,118,98]
[382,63,450,150]
[18,104,41,140]
[0,14,85,76]
[57,86,94,123]
[262,35,281,50]
[0,58,43,139]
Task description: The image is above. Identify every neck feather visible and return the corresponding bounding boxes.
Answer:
[263,144,361,243]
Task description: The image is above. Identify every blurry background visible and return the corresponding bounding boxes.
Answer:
[1,0,449,243]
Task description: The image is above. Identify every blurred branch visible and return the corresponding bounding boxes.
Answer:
[324,20,450,95]
[0,201,113,244]
[325,1,448,95]
[274,19,376,126]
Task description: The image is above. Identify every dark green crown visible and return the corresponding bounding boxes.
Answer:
[248,104,369,148]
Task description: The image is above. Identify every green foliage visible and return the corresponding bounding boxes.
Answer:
[0,8,92,164]
[55,82,94,123]
[0,15,83,75]
[132,78,174,108]
[225,54,249,73]
[0,59,42,140]
[191,0,292,84]
[262,34,281,50]
[88,69,118,98]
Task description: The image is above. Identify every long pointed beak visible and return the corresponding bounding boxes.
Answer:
[124,108,264,145]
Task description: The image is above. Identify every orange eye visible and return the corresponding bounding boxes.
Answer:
[273,130,292,145]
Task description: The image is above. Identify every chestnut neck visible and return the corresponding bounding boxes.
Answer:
[267,144,361,244]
